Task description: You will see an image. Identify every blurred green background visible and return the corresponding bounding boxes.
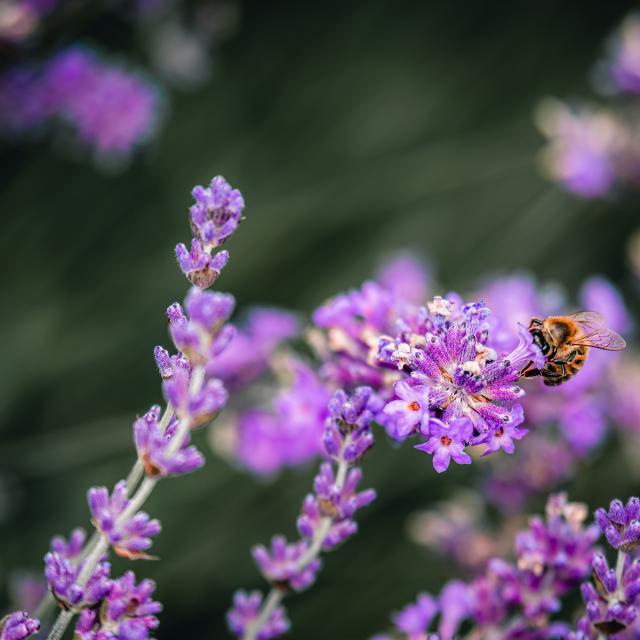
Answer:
[2,1,640,637]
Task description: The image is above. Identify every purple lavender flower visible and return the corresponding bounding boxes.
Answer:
[88,481,161,559]
[44,552,112,609]
[537,100,623,198]
[297,388,377,548]
[313,463,376,520]
[376,494,599,640]
[311,280,400,391]
[153,346,190,380]
[0,612,39,640]
[189,175,245,249]
[324,386,378,463]
[382,380,430,438]
[438,580,472,639]
[474,404,528,455]
[206,307,299,389]
[414,418,473,473]
[0,47,159,158]
[134,405,204,477]
[391,593,438,639]
[581,553,640,635]
[227,591,289,640]
[608,15,640,94]
[231,388,376,639]
[379,296,541,471]
[168,288,235,365]
[163,367,228,428]
[595,497,640,551]
[375,253,431,307]
[8,572,46,614]
[50,527,86,559]
[297,495,358,550]
[75,571,162,639]
[47,48,159,156]
[175,240,229,289]
[252,536,321,592]
[229,360,330,475]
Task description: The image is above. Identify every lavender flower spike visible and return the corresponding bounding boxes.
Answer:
[88,480,161,559]
[230,388,378,640]
[41,175,245,640]
[0,612,39,640]
[175,175,244,287]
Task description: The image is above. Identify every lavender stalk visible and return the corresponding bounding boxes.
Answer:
[27,176,246,640]
[229,387,378,640]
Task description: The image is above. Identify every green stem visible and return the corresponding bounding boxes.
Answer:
[46,610,74,640]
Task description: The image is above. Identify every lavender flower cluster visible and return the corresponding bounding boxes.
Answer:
[538,14,640,197]
[217,252,635,526]
[0,175,244,640]
[374,494,601,639]
[3,162,639,640]
[0,47,159,157]
[227,387,378,640]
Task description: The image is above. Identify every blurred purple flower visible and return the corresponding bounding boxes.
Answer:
[232,360,330,475]
[252,536,321,592]
[537,100,623,198]
[227,591,289,640]
[609,15,640,94]
[392,593,438,639]
[0,611,39,640]
[206,307,299,389]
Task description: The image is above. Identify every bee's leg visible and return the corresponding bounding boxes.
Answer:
[541,363,563,379]
[565,351,577,363]
[522,367,542,378]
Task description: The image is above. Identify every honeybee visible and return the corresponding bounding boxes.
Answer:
[521,312,626,386]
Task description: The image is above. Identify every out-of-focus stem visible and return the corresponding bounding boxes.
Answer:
[616,549,627,584]
[46,610,74,640]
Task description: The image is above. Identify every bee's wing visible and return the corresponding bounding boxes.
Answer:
[568,311,627,350]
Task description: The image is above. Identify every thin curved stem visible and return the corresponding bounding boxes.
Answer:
[46,610,74,640]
